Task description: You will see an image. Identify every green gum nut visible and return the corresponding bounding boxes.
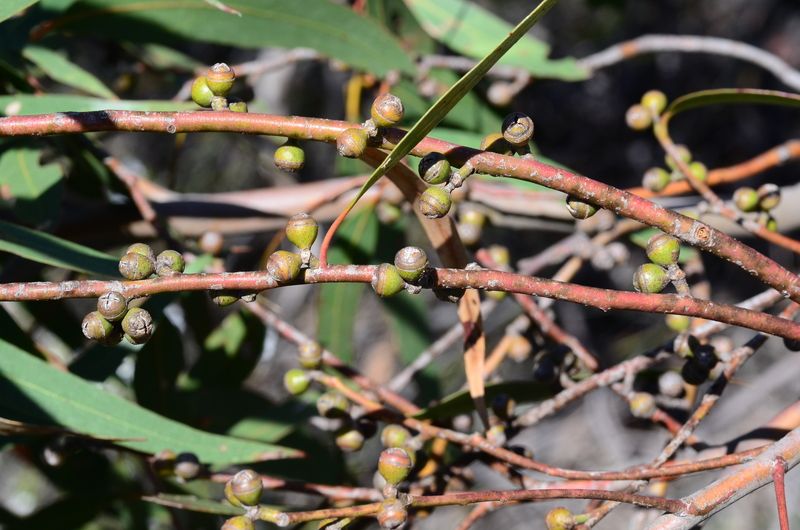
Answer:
[316,391,349,419]
[545,507,574,530]
[266,250,302,283]
[757,183,780,211]
[688,161,708,182]
[335,427,365,453]
[733,186,759,211]
[632,263,669,293]
[625,104,652,130]
[665,144,691,170]
[118,252,154,280]
[191,76,213,107]
[126,242,155,261]
[81,311,114,342]
[642,167,671,192]
[298,341,322,369]
[646,233,680,266]
[380,424,411,448]
[336,128,368,158]
[640,90,667,114]
[501,111,534,147]
[370,93,404,128]
[205,63,235,96]
[565,195,597,220]
[155,249,185,276]
[274,143,306,172]
[121,307,154,344]
[285,212,318,250]
[418,152,451,185]
[665,314,691,332]
[393,246,428,283]
[283,369,311,395]
[417,186,452,219]
[377,498,407,529]
[629,392,656,418]
[378,447,413,485]
[221,516,253,530]
[371,264,406,297]
[230,468,263,506]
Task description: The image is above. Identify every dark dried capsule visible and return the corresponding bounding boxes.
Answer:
[210,291,240,307]
[501,112,534,147]
[417,152,451,185]
[97,291,127,322]
[692,345,718,371]
[681,359,709,385]
[174,452,201,480]
[121,307,154,344]
[155,250,185,276]
[433,287,465,303]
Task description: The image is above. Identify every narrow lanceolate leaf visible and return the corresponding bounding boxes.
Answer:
[142,494,244,516]
[0,219,118,275]
[0,146,63,224]
[665,88,800,116]
[37,0,414,77]
[345,0,562,215]
[403,0,586,80]
[0,338,301,464]
[22,45,117,99]
[0,0,39,23]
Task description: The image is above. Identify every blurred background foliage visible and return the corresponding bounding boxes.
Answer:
[0,0,799,529]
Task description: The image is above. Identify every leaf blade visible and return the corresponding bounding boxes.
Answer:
[22,45,117,99]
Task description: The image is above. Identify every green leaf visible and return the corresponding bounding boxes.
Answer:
[22,45,116,99]
[403,0,586,80]
[189,310,264,387]
[0,145,63,224]
[42,0,414,77]
[412,381,555,421]
[317,207,379,362]
[142,494,243,516]
[344,0,562,220]
[665,88,800,116]
[0,0,39,23]
[0,337,302,464]
[0,94,194,115]
[0,219,118,275]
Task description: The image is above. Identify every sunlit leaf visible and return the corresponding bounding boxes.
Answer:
[23,45,116,99]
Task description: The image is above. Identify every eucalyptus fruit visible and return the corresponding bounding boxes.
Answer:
[174,452,201,480]
[274,142,306,172]
[316,391,350,419]
[285,213,318,251]
[393,246,428,283]
[545,507,575,530]
[97,291,127,322]
[284,369,311,395]
[230,468,263,506]
[155,250,185,276]
[370,93,404,128]
[191,76,214,107]
[642,167,671,192]
[377,498,408,529]
[640,90,667,114]
[121,307,154,344]
[336,128,368,158]
[372,264,405,297]
[565,195,597,220]
[646,233,680,266]
[266,250,302,283]
[380,425,411,448]
[81,311,114,342]
[629,392,656,418]
[625,104,652,130]
[418,186,452,219]
[205,63,235,96]
[501,111,534,147]
[378,447,413,485]
[417,152,451,185]
[733,186,759,212]
[632,263,669,294]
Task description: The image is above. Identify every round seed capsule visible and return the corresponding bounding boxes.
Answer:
[393,246,428,283]
[417,152,451,185]
[733,187,759,212]
[665,314,691,332]
[336,128,368,158]
[501,112,534,147]
[371,264,405,298]
[335,427,365,453]
[224,480,243,507]
[121,307,154,344]
[221,516,253,530]
[205,63,235,96]
[274,142,306,172]
[487,244,511,268]
[642,167,671,193]
[377,498,407,529]
[688,161,708,182]
[126,243,155,261]
[155,250,185,277]
[81,311,114,342]
[298,341,322,369]
[199,231,224,256]
[545,507,574,530]
[625,104,652,130]
[659,371,685,398]
[417,186,452,219]
[632,263,669,294]
[370,93,404,128]
[119,252,154,280]
[316,391,349,418]
[507,335,532,362]
[174,452,201,480]
[646,233,680,266]
[283,369,311,395]
[230,468,263,506]
[640,90,667,114]
[381,425,411,448]
[285,213,318,251]
[266,250,302,283]
[565,195,597,220]
[190,76,214,108]
[757,183,780,211]
[665,144,692,171]
[378,447,413,485]
[629,392,656,418]
[457,222,482,246]
[97,291,127,322]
